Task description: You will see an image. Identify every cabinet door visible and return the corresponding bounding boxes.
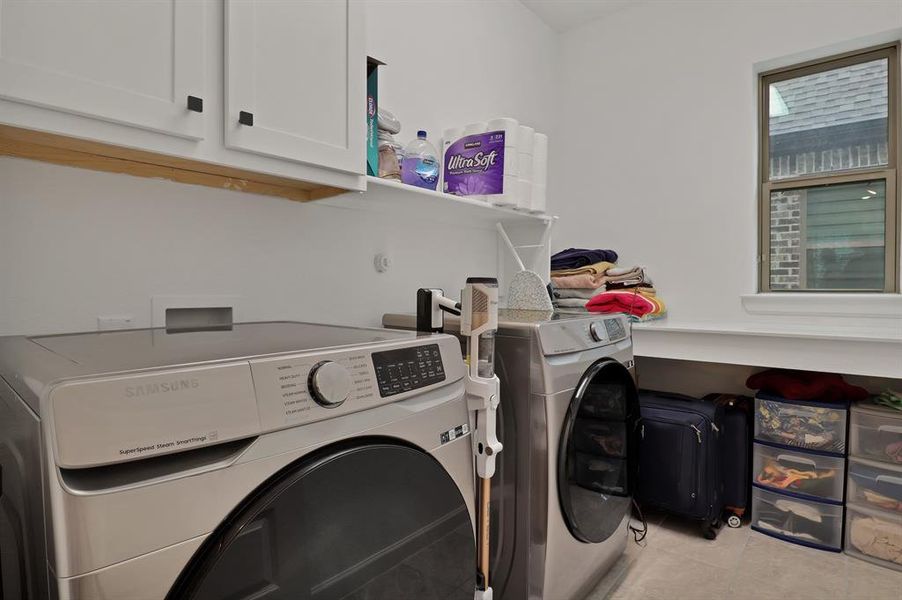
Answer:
[0,0,205,139]
[225,0,364,174]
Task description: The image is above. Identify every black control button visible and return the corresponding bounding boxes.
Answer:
[372,344,446,397]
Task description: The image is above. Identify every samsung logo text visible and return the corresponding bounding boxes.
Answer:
[125,379,200,398]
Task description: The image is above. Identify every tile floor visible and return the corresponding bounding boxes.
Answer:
[585,511,902,600]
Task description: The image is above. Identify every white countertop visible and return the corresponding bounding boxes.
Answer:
[630,319,902,378]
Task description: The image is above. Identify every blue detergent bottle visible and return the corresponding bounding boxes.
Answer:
[401,130,440,190]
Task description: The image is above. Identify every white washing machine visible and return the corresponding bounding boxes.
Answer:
[0,321,478,599]
[384,310,639,600]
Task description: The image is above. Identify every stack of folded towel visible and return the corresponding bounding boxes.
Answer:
[551,247,619,270]
[549,248,666,322]
[586,288,666,321]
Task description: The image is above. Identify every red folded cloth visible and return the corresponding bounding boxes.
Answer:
[585,291,656,317]
[746,369,868,402]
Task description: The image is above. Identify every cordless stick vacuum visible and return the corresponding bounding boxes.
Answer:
[417,278,502,600]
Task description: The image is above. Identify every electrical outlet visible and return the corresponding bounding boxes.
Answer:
[97,315,135,331]
[374,253,392,273]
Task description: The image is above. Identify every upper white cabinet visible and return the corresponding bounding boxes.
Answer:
[0,1,365,194]
[0,0,206,139]
[224,0,365,174]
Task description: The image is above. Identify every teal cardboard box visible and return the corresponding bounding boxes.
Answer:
[367,57,385,177]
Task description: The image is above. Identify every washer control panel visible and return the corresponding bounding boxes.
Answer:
[372,344,445,397]
[248,338,461,432]
[607,317,627,340]
[50,335,465,468]
[537,314,630,355]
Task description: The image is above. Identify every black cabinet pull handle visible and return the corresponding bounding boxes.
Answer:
[187,96,203,112]
[239,111,254,126]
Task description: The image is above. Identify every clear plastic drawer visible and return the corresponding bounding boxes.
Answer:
[751,486,843,551]
[752,442,845,502]
[754,395,848,454]
[845,503,902,572]
[848,458,902,515]
[849,404,902,466]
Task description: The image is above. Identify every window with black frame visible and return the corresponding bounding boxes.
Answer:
[760,45,899,292]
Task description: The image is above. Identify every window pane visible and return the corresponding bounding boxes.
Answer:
[769,58,888,180]
[769,180,886,290]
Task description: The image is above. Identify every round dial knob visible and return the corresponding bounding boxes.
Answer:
[589,321,607,342]
[308,361,351,407]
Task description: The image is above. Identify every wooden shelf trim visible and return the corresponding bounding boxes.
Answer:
[0,125,347,203]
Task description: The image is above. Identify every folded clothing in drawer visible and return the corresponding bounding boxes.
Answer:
[573,420,626,458]
[850,402,902,466]
[848,458,902,514]
[755,394,848,454]
[751,486,843,551]
[574,453,627,496]
[753,442,844,502]
[846,504,902,571]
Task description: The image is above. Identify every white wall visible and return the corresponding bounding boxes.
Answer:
[553,0,902,328]
[368,0,557,145]
[0,0,557,336]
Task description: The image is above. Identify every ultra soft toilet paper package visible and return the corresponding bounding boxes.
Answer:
[492,175,519,207]
[443,130,507,197]
[441,118,546,213]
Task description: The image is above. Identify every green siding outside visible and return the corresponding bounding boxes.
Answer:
[805,181,886,289]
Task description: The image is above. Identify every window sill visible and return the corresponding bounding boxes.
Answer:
[741,293,902,319]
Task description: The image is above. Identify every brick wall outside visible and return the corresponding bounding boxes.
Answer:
[769,142,888,180]
[769,191,802,290]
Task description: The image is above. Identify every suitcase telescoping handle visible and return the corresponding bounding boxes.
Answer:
[640,390,699,403]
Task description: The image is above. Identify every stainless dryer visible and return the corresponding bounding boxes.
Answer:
[384,310,639,600]
[0,321,477,599]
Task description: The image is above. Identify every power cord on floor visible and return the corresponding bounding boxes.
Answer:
[629,497,648,545]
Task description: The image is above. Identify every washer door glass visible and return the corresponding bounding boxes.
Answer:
[558,359,639,543]
[169,442,476,600]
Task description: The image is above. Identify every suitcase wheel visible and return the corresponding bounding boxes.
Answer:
[702,519,722,540]
[727,514,742,529]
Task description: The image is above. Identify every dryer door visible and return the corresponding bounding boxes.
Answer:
[558,358,639,543]
[169,441,476,600]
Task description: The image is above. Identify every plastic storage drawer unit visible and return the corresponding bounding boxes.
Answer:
[845,503,902,571]
[753,441,845,502]
[754,394,848,454]
[847,457,902,515]
[751,486,843,551]
[849,403,902,466]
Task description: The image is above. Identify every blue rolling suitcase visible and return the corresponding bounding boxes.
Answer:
[636,390,725,538]
[705,393,752,528]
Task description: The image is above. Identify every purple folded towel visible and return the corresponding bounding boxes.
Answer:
[551,248,619,270]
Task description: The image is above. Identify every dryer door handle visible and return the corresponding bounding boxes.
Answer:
[57,437,256,494]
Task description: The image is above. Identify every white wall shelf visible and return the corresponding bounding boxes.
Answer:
[319,176,553,229]
[631,320,902,378]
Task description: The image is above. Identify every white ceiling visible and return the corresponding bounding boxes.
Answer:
[520,0,639,32]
